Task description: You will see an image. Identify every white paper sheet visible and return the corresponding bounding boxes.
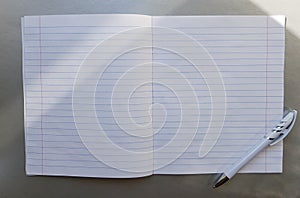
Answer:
[152,16,284,174]
[22,14,285,178]
[23,14,153,177]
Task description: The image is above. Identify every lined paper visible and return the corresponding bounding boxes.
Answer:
[23,14,153,177]
[152,16,284,174]
[22,14,285,178]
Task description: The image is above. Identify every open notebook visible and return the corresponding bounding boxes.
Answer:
[22,14,285,178]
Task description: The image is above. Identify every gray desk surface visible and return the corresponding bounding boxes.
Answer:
[1,0,300,197]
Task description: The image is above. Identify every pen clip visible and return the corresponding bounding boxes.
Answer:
[270,109,297,146]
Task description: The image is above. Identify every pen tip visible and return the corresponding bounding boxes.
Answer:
[213,173,229,188]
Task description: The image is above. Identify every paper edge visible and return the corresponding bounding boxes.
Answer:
[270,15,286,27]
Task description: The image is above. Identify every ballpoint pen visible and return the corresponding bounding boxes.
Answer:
[213,108,297,188]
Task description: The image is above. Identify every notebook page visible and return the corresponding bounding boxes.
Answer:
[152,16,284,174]
[22,14,154,177]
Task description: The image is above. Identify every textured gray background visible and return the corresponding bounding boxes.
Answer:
[1,0,300,197]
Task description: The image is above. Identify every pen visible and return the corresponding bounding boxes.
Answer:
[213,109,297,188]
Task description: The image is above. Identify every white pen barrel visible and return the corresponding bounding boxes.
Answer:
[225,138,271,178]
